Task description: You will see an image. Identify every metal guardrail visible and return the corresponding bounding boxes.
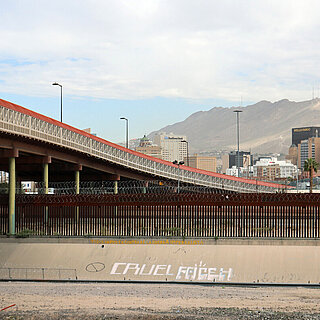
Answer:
[0,267,77,280]
[0,103,284,193]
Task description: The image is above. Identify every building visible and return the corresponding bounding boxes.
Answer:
[221,154,230,174]
[255,165,281,181]
[135,135,162,159]
[253,157,297,180]
[286,144,298,165]
[0,171,8,183]
[153,133,187,162]
[297,137,320,170]
[226,165,253,178]
[21,181,37,194]
[292,127,320,146]
[228,151,253,168]
[226,166,239,177]
[221,151,253,176]
[83,128,97,136]
[184,154,217,172]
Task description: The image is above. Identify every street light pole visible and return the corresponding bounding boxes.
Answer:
[233,110,243,177]
[181,140,189,166]
[52,82,63,122]
[120,117,129,149]
[173,160,184,193]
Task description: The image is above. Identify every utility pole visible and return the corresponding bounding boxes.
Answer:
[233,110,243,177]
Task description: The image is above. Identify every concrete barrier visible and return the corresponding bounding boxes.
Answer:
[1,237,320,284]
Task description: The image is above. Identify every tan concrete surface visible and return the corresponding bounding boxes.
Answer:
[1,238,320,284]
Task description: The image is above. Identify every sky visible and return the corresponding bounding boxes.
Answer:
[1,0,320,143]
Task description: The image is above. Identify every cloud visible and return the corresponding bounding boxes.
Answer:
[1,0,320,102]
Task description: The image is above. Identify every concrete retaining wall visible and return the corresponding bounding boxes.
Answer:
[1,238,320,284]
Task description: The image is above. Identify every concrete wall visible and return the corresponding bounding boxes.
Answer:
[1,237,320,284]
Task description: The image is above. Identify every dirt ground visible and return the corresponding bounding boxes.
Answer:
[1,282,320,319]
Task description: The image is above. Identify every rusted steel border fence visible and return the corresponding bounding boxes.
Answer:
[0,193,320,238]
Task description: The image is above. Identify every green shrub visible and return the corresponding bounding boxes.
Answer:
[16,229,36,238]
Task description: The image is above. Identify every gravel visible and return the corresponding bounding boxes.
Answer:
[1,282,320,319]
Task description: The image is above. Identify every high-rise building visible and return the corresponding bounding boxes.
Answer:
[292,127,320,146]
[184,154,217,172]
[135,135,162,159]
[228,151,253,169]
[153,133,187,162]
[297,137,320,169]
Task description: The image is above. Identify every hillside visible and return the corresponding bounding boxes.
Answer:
[149,98,320,154]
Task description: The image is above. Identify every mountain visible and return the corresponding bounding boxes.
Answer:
[149,98,320,154]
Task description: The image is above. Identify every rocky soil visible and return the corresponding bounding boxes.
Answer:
[1,282,320,319]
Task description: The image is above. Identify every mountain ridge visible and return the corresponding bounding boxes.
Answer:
[149,98,320,154]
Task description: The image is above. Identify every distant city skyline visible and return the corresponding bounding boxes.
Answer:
[1,1,320,142]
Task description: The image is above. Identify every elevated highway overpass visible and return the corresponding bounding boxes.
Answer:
[0,98,285,193]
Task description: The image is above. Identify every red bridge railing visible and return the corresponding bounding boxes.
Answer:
[0,99,287,193]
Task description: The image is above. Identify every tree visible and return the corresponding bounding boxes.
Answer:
[304,158,319,193]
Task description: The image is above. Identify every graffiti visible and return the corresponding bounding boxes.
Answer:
[110,261,233,282]
[111,263,173,276]
[176,262,233,281]
[86,262,105,272]
[174,247,186,254]
[260,272,299,283]
[91,239,204,245]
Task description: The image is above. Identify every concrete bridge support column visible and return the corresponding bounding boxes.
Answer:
[75,170,80,234]
[73,164,82,235]
[42,157,51,232]
[110,175,120,221]
[73,164,82,195]
[9,157,16,235]
[114,181,118,195]
[6,148,19,235]
[42,157,51,195]
[43,163,49,195]
[75,170,80,195]
[43,164,49,229]
[110,174,120,195]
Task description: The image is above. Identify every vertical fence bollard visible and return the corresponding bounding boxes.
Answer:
[43,163,49,235]
[114,181,118,234]
[3,185,318,239]
[9,157,16,235]
[75,170,80,235]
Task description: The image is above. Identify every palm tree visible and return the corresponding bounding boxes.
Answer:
[304,158,319,193]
